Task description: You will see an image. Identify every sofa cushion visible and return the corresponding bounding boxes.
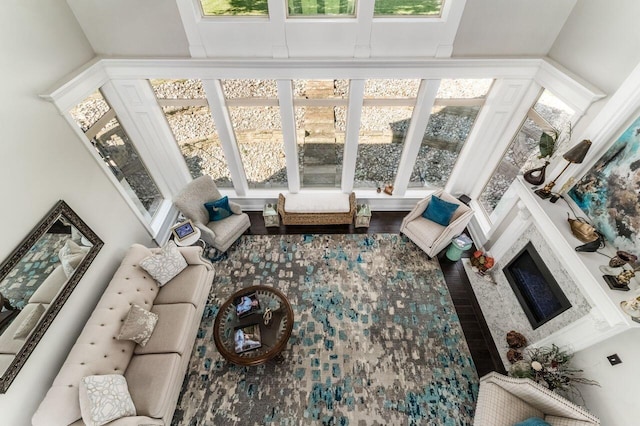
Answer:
[125,353,182,419]
[117,304,159,347]
[284,193,351,213]
[206,213,252,246]
[134,304,196,356]
[79,374,136,426]
[153,264,211,307]
[404,217,445,249]
[13,303,45,339]
[139,241,188,286]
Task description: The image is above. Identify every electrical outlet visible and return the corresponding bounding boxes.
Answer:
[607,354,622,366]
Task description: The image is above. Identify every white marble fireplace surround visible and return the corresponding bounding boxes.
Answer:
[467,177,638,367]
[464,223,592,367]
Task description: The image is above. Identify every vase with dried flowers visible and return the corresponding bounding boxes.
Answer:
[509,344,599,399]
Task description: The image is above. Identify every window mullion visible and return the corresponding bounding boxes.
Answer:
[393,79,440,196]
[202,79,249,196]
[277,80,300,193]
[342,79,365,193]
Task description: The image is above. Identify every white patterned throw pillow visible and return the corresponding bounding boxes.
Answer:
[79,374,136,426]
[117,304,158,347]
[139,240,188,286]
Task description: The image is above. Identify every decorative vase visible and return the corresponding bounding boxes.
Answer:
[523,161,550,186]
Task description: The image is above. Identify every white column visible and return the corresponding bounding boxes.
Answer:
[393,80,440,196]
[341,79,365,193]
[277,79,300,193]
[202,79,249,196]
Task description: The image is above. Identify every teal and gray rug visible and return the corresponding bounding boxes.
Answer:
[173,234,478,425]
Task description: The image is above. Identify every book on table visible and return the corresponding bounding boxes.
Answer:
[234,323,262,354]
[233,292,261,318]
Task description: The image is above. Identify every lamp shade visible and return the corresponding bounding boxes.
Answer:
[563,139,592,164]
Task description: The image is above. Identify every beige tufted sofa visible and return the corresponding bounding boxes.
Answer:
[32,243,215,426]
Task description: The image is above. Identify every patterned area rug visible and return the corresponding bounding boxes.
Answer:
[172,234,478,425]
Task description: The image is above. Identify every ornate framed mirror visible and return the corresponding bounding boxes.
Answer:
[0,200,103,392]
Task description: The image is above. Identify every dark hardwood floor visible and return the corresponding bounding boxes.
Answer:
[246,211,506,377]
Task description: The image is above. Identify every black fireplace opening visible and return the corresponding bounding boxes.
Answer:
[503,242,572,329]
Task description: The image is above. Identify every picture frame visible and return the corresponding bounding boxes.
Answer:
[234,323,262,354]
[171,220,197,242]
[233,292,261,318]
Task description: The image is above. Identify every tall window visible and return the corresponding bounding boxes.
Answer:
[294,79,348,188]
[150,79,233,187]
[287,0,356,16]
[70,90,163,220]
[479,89,575,215]
[355,79,419,188]
[222,79,287,189]
[374,0,443,16]
[199,0,268,16]
[409,79,492,188]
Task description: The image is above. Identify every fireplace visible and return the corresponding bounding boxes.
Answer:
[503,242,572,329]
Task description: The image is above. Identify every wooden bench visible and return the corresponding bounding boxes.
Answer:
[277,192,356,225]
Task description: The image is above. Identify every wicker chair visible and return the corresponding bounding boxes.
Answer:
[174,176,250,252]
[400,190,474,258]
[474,372,600,425]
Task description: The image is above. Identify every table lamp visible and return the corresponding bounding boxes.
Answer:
[534,139,592,199]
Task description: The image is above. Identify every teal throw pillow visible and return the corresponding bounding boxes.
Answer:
[422,195,459,226]
[204,196,232,222]
[514,418,551,426]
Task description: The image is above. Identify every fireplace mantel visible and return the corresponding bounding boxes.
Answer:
[477,177,637,353]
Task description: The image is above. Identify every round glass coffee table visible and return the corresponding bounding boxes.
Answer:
[213,285,294,366]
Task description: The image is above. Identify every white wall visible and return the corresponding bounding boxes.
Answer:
[571,328,640,425]
[0,2,155,424]
[452,0,577,57]
[549,0,640,95]
[67,0,190,57]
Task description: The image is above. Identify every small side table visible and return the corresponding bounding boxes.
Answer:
[263,203,280,227]
[446,234,473,262]
[355,204,371,228]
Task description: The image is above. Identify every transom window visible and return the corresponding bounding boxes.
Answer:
[288,0,356,17]
[199,0,268,16]
[374,0,444,16]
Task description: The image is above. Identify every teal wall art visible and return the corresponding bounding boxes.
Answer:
[569,115,640,257]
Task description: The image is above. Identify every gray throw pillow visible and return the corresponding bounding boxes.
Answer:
[116,304,158,347]
[79,374,136,426]
[139,240,187,286]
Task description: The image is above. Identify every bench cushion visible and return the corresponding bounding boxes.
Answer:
[284,193,351,213]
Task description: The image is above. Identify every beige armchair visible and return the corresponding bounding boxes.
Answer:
[400,190,474,258]
[174,175,251,252]
[474,372,600,425]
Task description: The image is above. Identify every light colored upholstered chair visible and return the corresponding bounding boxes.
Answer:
[474,372,600,425]
[174,175,251,252]
[400,189,474,258]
